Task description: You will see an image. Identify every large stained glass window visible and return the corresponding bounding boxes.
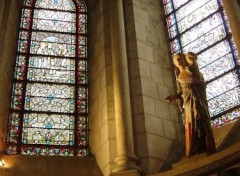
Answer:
[6,0,88,156]
[163,0,240,127]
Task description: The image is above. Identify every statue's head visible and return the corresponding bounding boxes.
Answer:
[173,53,187,68]
[185,52,197,65]
[172,53,188,77]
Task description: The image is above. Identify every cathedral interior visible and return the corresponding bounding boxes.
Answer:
[0,0,240,175]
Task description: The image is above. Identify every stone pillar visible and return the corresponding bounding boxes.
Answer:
[109,0,142,175]
[222,0,240,56]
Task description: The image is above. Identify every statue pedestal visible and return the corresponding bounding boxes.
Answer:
[110,169,142,176]
[172,153,207,168]
[153,142,240,176]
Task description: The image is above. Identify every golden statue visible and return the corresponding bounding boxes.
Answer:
[165,52,216,158]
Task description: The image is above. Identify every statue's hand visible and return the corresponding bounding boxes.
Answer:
[165,95,178,103]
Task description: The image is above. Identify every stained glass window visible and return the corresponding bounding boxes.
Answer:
[163,0,240,127]
[6,0,88,157]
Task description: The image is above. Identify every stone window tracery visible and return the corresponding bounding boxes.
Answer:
[6,0,89,156]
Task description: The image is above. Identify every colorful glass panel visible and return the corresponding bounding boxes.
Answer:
[35,0,76,11]
[33,10,76,33]
[208,87,240,117]
[200,53,235,82]
[30,32,76,57]
[7,0,88,156]
[211,108,240,127]
[163,0,240,127]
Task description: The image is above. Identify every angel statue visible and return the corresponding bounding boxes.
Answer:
[165,52,216,158]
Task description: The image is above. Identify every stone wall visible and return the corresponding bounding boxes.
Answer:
[124,0,183,174]
[1,0,240,176]
[0,0,118,175]
[0,0,111,175]
[0,155,102,176]
[0,0,21,153]
[88,1,117,175]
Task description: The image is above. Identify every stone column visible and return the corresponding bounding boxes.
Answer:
[222,0,240,56]
[109,0,142,175]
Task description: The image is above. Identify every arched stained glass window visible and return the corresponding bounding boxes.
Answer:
[6,0,89,156]
[163,0,240,127]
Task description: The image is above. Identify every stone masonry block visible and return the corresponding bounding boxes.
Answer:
[153,48,171,69]
[108,120,116,140]
[107,100,115,120]
[130,78,142,96]
[147,134,172,159]
[132,113,146,134]
[146,27,159,46]
[105,65,113,86]
[92,110,102,132]
[90,60,100,83]
[158,28,170,47]
[136,133,148,158]
[141,78,159,98]
[163,119,176,139]
[127,40,138,59]
[109,139,117,162]
[139,59,151,79]
[168,104,180,123]
[100,122,108,145]
[143,96,156,115]
[150,63,164,84]
[102,165,111,176]
[90,76,101,103]
[162,68,175,88]
[148,157,164,174]
[129,59,140,79]
[100,69,106,91]
[101,103,108,123]
[137,41,154,63]
[97,43,105,73]
[148,7,161,24]
[139,158,150,174]
[96,141,110,170]
[157,84,173,100]
[99,89,107,109]
[135,22,146,41]
[96,16,103,38]
[133,6,149,26]
[106,85,114,102]
[90,128,100,154]
[132,95,144,115]
[145,113,164,136]
[155,100,170,119]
